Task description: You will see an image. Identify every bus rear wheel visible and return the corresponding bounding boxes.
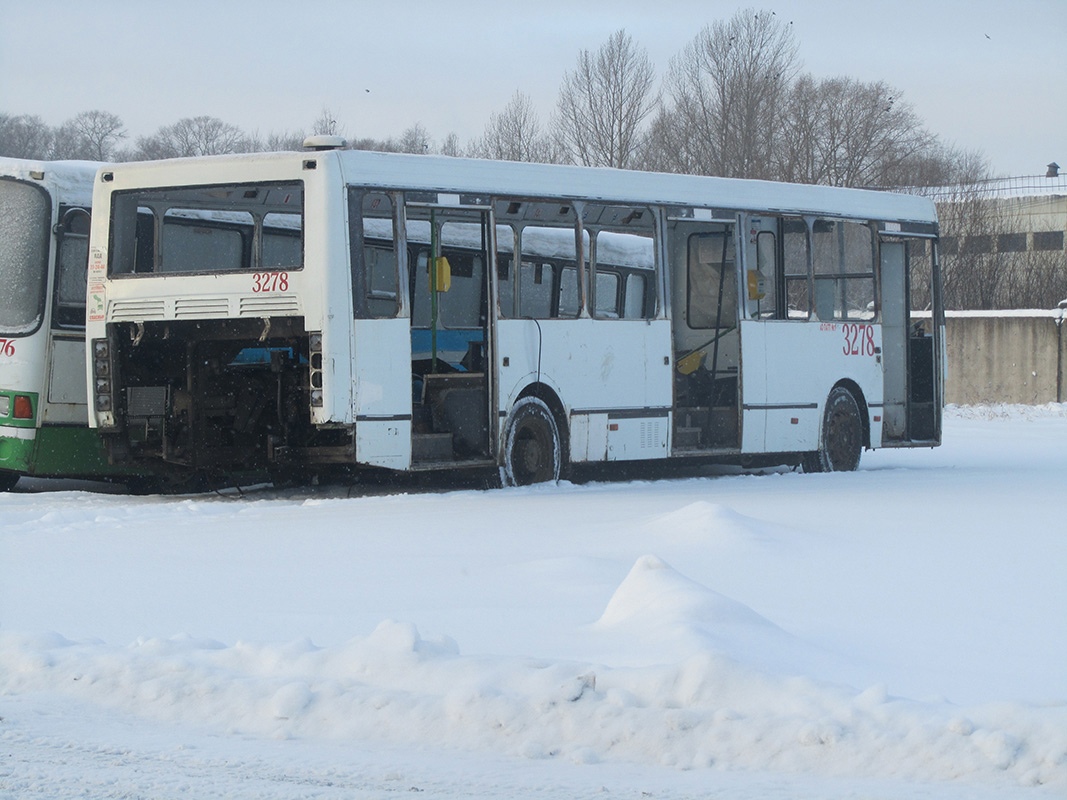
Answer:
[803,387,863,473]
[503,397,562,486]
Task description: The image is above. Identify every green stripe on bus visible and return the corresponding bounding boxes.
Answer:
[0,426,134,478]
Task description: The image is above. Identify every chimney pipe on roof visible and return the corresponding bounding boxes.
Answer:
[1046,162,1060,178]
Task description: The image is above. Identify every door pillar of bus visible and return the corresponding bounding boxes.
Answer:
[738,213,779,454]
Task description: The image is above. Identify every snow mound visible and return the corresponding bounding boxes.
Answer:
[597,554,775,631]
[2,628,1064,789]
[594,554,838,680]
[645,502,780,548]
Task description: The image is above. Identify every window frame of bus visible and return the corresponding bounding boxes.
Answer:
[348,189,401,319]
[686,227,737,331]
[52,205,92,329]
[107,181,305,277]
[584,203,657,321]
[494,198,656,322]
[782,217,811,321]
[0,177,51,338]
[811,218,877,322]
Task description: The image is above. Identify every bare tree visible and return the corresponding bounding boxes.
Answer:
[52,110,126,161]
[932,181,1013,310]
[394,123,432,154]
[777,76,937,187]
[0,113,54,159]
[554,29,657,169]
[132,116,251,159]
[311,106,343,137]
[254,130,307,152]
[468,91,557,163]
[661,8,798,178]
[439,132,462,157]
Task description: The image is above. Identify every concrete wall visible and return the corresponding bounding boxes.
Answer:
[942,313,1065,405]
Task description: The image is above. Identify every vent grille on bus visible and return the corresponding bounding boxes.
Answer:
[109,299,166,321]
[174,297,231,318]
[239,296,300,316]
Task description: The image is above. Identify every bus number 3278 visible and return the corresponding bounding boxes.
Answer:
[842,323,876,357]
[252,272,289,293]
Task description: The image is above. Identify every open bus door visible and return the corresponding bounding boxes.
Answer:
[879,238,941,445]
[44,207,91,422]
[405,200,494,468]
[349,190,412,470]
[669,217,742,453]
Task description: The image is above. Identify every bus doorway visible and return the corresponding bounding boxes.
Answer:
[669,218,741,452]
[880,237,941,445]
[405,202,494,466]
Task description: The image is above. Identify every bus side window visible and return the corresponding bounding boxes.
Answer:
[559,265,581,317]
[520,224,584,319]
[349,190,398,319]
[518,261,552,318]
[53,207,90,328]
[755,230,777,319]
[594,270,620,318]
[161,212,250,273]
[586,206,656,321]
[813,219,875,321]
[687,232,736,330]
[495,225,516,318]
[108,196,151,275]
[624,273,647,318]
[262,212,302,270]
[782,217,810,319]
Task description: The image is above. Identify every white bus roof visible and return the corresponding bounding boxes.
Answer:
[100,149,938,226]
[0,157,99,206]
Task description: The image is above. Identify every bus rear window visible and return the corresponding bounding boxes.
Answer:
[109,182,303,276]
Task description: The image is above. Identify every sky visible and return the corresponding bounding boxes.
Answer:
[2,0,1064,177]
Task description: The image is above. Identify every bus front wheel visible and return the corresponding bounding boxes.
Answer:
[503,397,562,486]
[803,387,863,473]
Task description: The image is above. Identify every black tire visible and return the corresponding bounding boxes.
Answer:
[503,397,562,486]
[0,470,19,492]
[803,387,863,473]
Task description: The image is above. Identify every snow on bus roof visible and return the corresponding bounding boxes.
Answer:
[104,149,938,226]
[336,150,938,225]
[0,157,100,206]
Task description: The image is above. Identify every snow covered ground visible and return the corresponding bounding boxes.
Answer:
[1,405,1065,799]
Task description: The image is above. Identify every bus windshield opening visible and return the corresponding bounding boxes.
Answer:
[0,179,50,336]
[108,181,304,276]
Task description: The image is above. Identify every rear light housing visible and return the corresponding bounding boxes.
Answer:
[13,394,33,419]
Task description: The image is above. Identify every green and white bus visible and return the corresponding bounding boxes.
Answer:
[0,157,133,490]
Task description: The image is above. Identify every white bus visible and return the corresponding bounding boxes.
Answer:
[0,157,139,490]
[85,143,943,486]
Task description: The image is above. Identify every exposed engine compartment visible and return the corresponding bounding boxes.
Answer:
[97,317,348,477]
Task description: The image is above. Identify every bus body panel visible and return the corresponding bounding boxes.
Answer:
[758,320,884,453]
[495,318,672,463]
